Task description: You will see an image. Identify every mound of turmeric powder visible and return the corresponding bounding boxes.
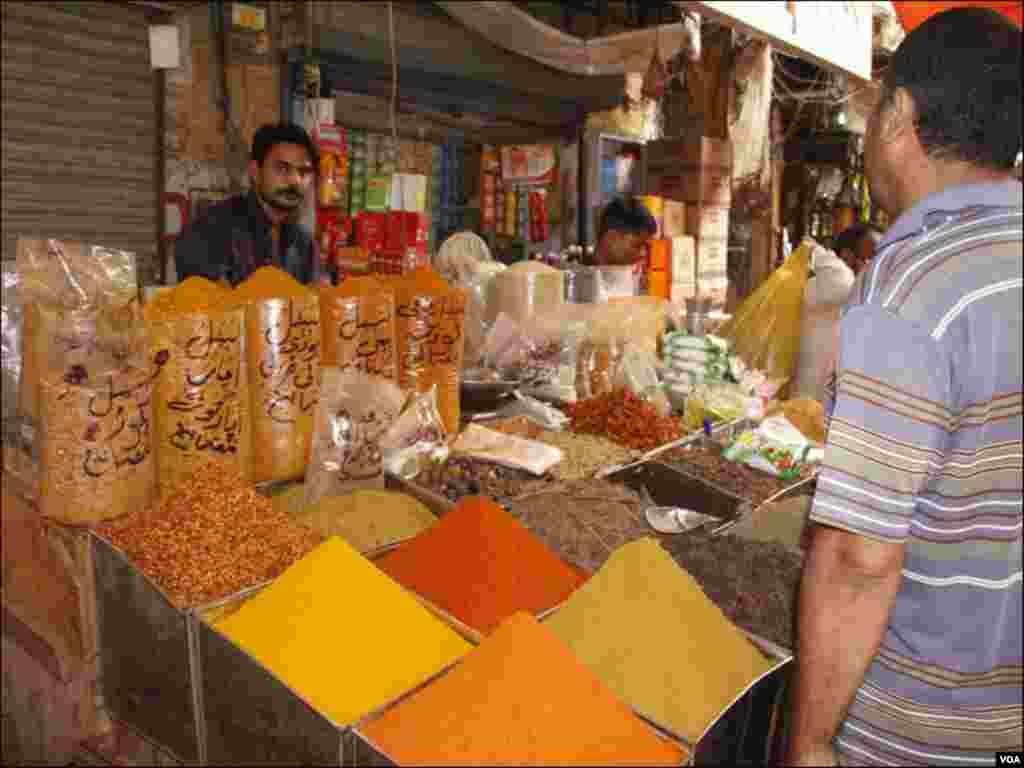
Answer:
[143,276,231,322]
[229,266,311,305]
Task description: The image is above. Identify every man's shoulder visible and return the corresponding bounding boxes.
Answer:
[853,205,1022,331]
[183,194,250,235]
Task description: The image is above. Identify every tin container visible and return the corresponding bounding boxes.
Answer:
[196,587,348,766]
[92,533,205,764]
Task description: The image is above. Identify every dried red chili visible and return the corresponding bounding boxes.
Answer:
[567,389,684,452]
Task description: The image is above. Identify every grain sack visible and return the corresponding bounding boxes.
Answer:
[320,277,397,381]
[38,363,157,525]
[147,308,249,496]
[16,238,141,431]
[385,269,467,435]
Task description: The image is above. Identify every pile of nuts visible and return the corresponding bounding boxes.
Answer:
[96,461,323,608]
[567,388,685,452]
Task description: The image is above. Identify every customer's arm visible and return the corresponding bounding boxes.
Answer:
[787,304,953,766]
[786,528,904,766]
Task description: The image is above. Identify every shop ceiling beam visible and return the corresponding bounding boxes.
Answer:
[300,47,585,130]
[311,1,624,112]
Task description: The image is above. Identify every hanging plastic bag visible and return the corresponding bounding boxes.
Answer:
[613,342,672,417]
[718,240,813,398]
[304,367,405,507]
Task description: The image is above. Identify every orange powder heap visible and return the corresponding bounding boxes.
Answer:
[229,265,310,305]
[358,612,688,766]
[322,275,388,299]
[143,276,231,321]
[373,497,587,635]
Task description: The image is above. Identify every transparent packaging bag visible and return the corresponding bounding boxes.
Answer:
[245,295,322,484]
[379,385,449,479]
[147,308,250,497]
[320,290,397,381]
[16,238,142,430]
[38,363,157,525]
[718,240,813,397]
[392,284,467,436]
[304,367,405,508]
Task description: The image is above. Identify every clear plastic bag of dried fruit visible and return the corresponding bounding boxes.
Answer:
[379,385,449,480]
[305,367,406,509]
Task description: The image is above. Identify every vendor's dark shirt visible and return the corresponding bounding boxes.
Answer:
[175,189,320,286]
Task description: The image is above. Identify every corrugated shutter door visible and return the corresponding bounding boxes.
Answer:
[1,1,156,276]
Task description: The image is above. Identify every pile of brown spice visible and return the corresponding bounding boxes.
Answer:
[506,480,649,573]
[661,531,803,649]
[96,462,323,608]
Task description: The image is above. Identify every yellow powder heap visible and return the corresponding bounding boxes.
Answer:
[544,537,777,744]
[214,536,470,727]
[358,612,687,766]
[143,276,231,321]
[229,265,311,305]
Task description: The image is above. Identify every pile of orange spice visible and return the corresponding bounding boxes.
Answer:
[358,612,687,766]
[373,497,587,635]
[567,388,684,452]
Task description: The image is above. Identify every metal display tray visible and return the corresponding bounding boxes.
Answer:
[92,533,205,765]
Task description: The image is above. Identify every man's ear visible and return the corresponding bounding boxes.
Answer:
[878,87,917,144]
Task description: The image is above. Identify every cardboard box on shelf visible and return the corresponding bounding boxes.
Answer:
[663,200,686,238]
[696,237,729,309]
[650,137,732,207]
[670,236,696,288]
[365,175,392,212]
[389,174,428,213]
[686,205,730,241]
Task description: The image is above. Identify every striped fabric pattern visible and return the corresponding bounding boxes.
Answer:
[811,182,1023,767]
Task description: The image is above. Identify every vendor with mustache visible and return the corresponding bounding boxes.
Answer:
[175,123,323,286]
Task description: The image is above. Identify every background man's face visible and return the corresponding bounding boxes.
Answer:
[602,230,651,266]
[251,143,314,213]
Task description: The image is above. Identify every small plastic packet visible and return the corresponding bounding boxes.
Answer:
[305,367,405,507]
[721,414,822,481]
[379,385,449,480]
[452,424,563,476]
[495,391,570,431]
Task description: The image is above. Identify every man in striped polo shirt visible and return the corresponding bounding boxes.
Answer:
[787,8,1022,767]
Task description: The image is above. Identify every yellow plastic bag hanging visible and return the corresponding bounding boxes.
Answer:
[719,240,813,397]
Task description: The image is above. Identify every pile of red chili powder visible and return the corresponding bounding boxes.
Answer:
[373,496,588,635]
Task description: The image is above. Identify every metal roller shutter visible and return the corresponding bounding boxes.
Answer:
[1,1,156,277]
